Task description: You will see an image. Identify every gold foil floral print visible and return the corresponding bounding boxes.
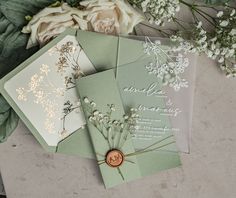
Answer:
[50,40,85,90]
[16,64,64,134]
[15,36,90,141]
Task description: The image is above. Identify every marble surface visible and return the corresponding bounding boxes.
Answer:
[0,26,236,198]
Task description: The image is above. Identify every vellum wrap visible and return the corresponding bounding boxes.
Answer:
[123,35,197,153]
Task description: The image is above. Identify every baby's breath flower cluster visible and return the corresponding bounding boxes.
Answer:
[207,7,236,77]
[129,0,180,25]
[167,2,236,77]
[170,22,208,54]
[128,0,236,78]
[83,97,139,148]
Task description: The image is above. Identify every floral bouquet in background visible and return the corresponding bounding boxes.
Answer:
[22,0,236,77]
[22,0,145,48]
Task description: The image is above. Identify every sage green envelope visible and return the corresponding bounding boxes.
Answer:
[76,69,180,188]
[0,29,95,157]
[0,29,145,157]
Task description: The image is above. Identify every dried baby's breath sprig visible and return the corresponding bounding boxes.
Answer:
[169,2,236,77]
[134,0,236,78]
[129,0,180,26]
[83,97,139,149]
[83,97,141,179]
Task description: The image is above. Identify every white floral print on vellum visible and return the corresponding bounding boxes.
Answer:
[143,37,189,91]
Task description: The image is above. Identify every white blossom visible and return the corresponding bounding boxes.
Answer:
[90,101,96,107]
[131,0,180,25]
[196,21,202,29]
[218,57,224,63]
[230,9,236,17]
[217,11,224,18]
[229,29,236,36]
[84,97,90,103]
[220,20,229,27]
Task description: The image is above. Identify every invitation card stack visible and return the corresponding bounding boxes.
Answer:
[0,29,197,188]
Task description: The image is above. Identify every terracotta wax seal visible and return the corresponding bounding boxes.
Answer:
[105,149,124,168]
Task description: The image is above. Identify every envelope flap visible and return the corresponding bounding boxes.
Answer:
[118,37,148,66]
[76,30,119,71]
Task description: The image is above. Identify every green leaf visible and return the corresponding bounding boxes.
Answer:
[0,111,10,125]
[64,0,82,7]
[0,95,10,113]
[0,95,19,143]
[0,108,19,143]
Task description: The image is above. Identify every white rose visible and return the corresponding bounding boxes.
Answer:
[22,3,88,49]
[80,0,144,35]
